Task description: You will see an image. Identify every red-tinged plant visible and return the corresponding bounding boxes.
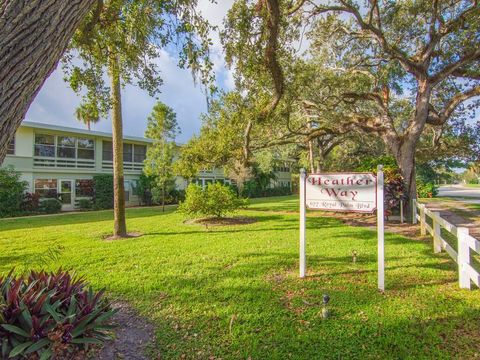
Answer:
[0,270,116,359]
[21,192,40,212]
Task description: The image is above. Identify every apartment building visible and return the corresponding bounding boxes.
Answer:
[2,121,293,210]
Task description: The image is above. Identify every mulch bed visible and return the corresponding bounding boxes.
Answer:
[104,232,143,241]
[184,216,257,227]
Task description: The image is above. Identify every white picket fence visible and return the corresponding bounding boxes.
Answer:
[413,200,480,290]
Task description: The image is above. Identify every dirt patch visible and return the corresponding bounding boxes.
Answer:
[184,216,257,227]
[306,211,422,239]
[340,215,421,238]
[104,232,143,241]
[93,302,156,360]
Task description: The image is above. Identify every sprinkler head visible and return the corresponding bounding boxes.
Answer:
[322,294,330,305]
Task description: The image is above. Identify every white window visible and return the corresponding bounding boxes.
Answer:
[77,138,94,159]
[35,134,95,160]
[102,142,146,163]
[57,136,76,158]
[34,134,55,157]
[123,143,133,162]
[133,144,146,163]
[34,179,58,198]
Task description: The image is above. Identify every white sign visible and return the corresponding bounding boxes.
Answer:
[299,168,385,291]
[305,173,377,213]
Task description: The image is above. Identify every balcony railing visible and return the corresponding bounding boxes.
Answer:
[102,160,143,171]
[33,157,95,169]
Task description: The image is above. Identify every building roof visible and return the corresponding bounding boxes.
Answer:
[21,121,154,144]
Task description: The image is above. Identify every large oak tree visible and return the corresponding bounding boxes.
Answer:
[222,0,480,216]
[0,0,96,162]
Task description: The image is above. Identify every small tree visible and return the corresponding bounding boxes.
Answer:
[0,167,27,218]
[63,1,213,237]
[179,183,246,219]
[144,102,179,212]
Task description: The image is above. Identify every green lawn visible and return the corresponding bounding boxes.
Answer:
[1,196,479,359]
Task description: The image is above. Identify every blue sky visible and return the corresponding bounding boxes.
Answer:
[25,0,235,144]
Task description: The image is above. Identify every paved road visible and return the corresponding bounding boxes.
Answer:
[438,185,480,200]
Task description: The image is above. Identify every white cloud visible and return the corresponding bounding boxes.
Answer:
[25,1,236,142]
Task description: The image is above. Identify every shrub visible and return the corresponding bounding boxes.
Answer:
[179,183,247,219]
[151,186,185,205]
[241,181,292,198]
[356,160,408,211]
[417,181,439,198]
[169,189,186,204]
[0,166,28,218]
[40,198,62,214]
[77,198,93,210]
[204,182,247,218]
[383,168,408,211]
[93,175,114,209]
[137,174,155,206]
[178,184,205,217]
[21,192,40,213]
[0,270,115,359]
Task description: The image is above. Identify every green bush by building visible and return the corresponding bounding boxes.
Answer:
[93,174,114,209]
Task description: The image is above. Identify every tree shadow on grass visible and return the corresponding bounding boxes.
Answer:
[136,251,479,359]
[0,206,178,232]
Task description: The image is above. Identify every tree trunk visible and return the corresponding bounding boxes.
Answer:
[308,140,315,173]
[0,0,95,162]
[306,120,315,173]
[109,52,127,238]
[162,184,165,212]
[395,145,417,222]
[315,143,323,173]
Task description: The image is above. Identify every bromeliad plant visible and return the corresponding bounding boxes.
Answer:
[0,270,116,359]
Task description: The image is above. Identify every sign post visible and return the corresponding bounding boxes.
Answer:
[299,168,306,278]
[300,167,385,291]
[377,165,385,291]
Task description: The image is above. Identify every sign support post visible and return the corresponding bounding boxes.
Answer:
[377,165,385,291]
[300,169,384,289]
[299,168,306,278]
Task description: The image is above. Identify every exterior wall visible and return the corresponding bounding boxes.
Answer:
[272,170,293,188]
[1,123,148,210]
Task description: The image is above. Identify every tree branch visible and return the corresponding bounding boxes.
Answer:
[430,48,480,85]
[257,0,284,121]
[287,0,307,15]
[427,85,480,125]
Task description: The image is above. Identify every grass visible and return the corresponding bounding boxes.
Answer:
[465,183,480,188]
[1,196,480,359]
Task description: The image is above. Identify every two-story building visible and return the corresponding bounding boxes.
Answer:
[2,121,293,210]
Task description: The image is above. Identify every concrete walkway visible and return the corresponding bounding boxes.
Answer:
[438,185,480,203]
[422,199,480,238]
